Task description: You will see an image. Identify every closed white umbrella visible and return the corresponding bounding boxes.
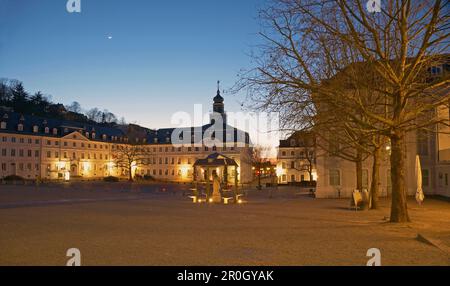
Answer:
[415,155,425,205]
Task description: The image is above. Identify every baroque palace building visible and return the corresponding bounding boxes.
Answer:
[0,88,253,183]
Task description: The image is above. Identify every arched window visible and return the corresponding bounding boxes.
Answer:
[44,127,49,134]
[18,124,24,131]
[33,125,39,133]
[52,128,57,135]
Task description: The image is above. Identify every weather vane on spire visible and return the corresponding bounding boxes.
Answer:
[217,80,220,92]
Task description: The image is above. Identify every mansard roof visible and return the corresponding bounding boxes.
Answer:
[0,112,125,142]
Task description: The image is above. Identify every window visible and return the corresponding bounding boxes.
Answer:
[290,161,295,169]
[47,151,51,158]
[17,124,23,131]
[430,66,442,75]
[329,170,341,186]
[1,149,6,156]
[11,149,16,157]
[281,151,286,156]
[35,150,39,157]
[0,122,6,129]
[422,169,429,187]
[45,127,49,134]
[33,125,38,133]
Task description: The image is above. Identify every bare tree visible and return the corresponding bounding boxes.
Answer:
[235,0,449,222]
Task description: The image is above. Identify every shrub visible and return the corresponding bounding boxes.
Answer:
[103,176,119,182]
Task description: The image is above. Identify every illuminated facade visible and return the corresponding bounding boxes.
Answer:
[276,131,316,184]
[0,90,253,183]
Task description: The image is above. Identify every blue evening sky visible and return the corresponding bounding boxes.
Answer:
[0,0,264,129]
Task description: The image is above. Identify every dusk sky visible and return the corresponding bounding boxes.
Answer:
[0,0,263,129]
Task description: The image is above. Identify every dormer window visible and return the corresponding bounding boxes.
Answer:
[92,132,96,139]
[18,124,24,131]
[166,137,170,143]
[102,134,107,140]
[64,128,69,133]
[85,132,90,138]
[1,122,6,129]
[290,139,296,146]
[154,138,158,143]
[45,127,49,134]
[33,125,39,133]
[52,128,57,135]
